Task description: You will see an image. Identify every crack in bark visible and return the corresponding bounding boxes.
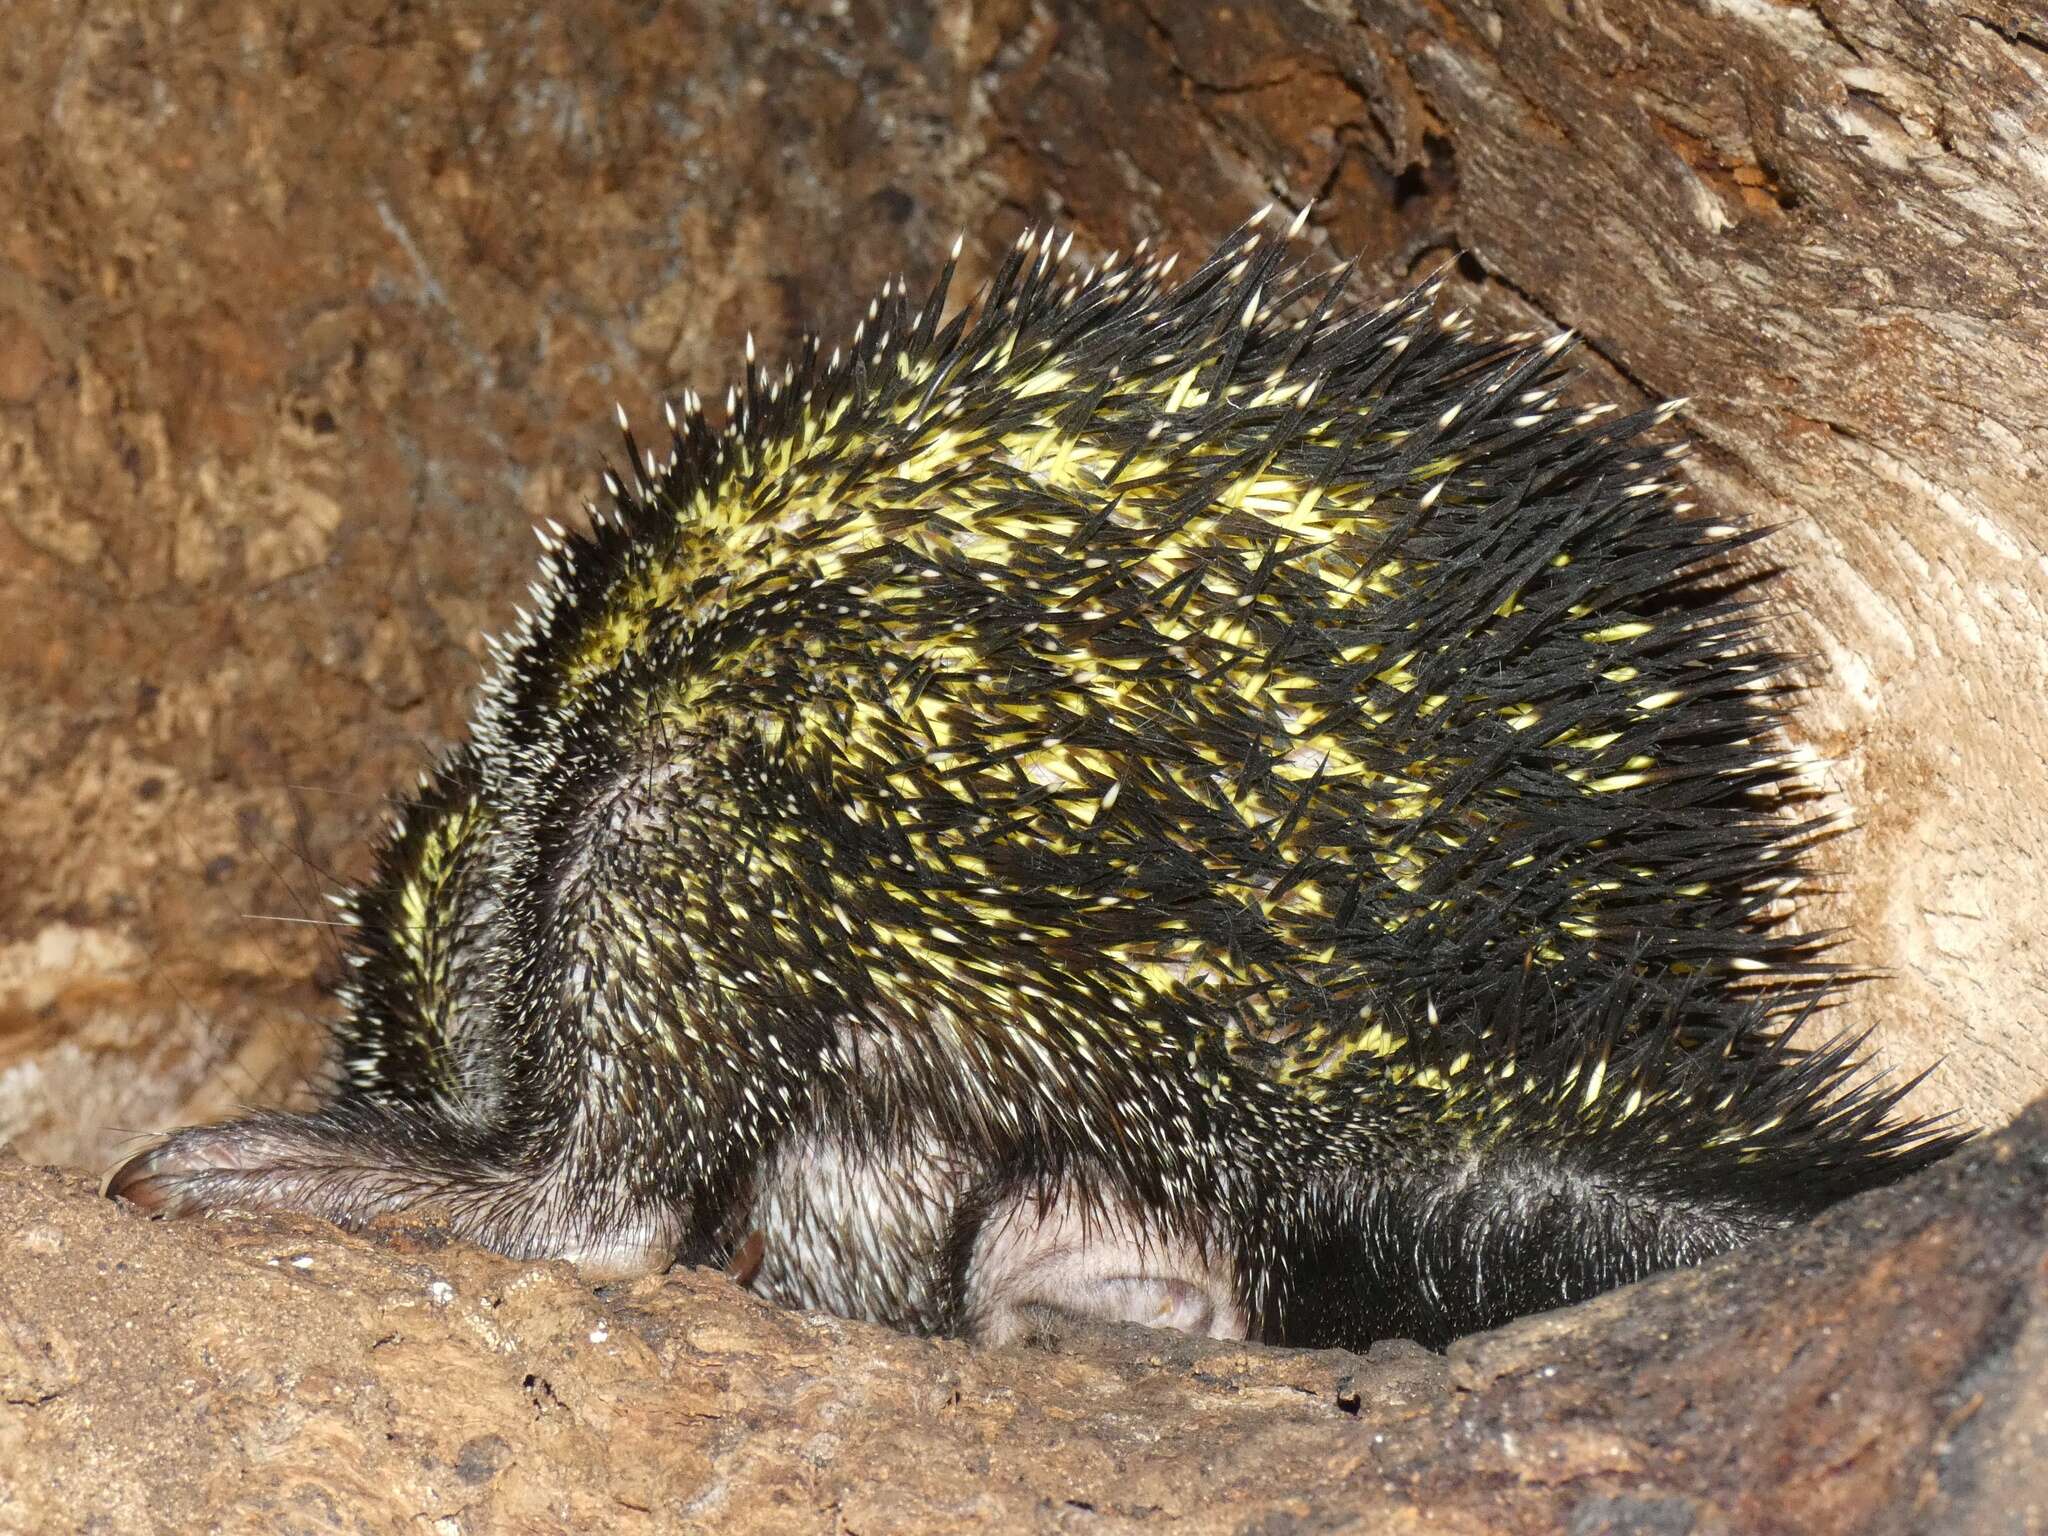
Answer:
[1800,0,1868,63]
[1465,258,1664,408]
[1962,13,2048,62]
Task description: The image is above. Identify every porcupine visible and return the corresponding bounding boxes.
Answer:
[108,210,1964,1351]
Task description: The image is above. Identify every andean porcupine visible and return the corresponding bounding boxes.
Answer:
[109,212,1964,1350]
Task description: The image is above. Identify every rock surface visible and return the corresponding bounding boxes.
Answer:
[5,1099,2046,1533]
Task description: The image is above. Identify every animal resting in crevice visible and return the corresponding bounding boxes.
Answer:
[110,216,1961,1350]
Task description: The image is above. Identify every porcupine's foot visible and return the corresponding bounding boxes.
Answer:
[958,1186,1247,1346]
[742,1125,1246,1343]
[106,1107,686,1280]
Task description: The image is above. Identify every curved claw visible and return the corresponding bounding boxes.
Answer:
[104,1134,211,1213]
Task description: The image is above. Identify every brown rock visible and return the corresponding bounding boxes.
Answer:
[2,1097,2042,1532]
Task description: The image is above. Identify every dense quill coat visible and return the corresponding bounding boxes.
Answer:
[111,215,1963,1349]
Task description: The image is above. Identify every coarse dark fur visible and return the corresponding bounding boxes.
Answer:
[109,215,1964,1350]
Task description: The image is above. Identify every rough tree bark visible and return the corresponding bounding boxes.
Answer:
[0,1,2042,1529]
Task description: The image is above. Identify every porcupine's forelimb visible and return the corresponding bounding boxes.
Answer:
[104,1100,697,1279]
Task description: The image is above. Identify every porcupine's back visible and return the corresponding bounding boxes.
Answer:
[303,217,1955,1342]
